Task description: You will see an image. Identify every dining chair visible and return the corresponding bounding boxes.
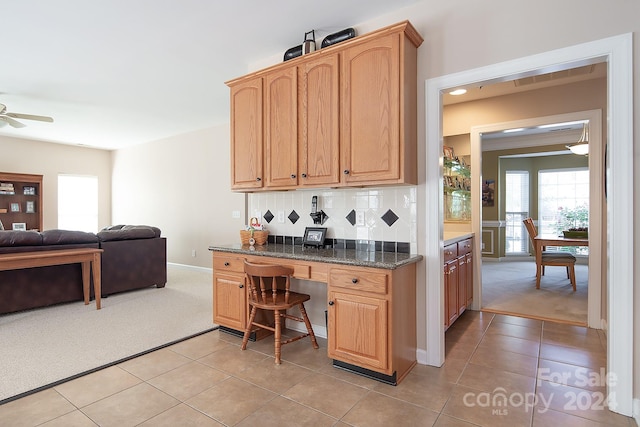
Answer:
[523,217,577,291]
[241,260,319,364]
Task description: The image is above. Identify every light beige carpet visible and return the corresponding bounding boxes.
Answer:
[0,264,216,404]
[481,260,588,325]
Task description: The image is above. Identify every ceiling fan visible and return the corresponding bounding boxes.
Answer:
[0,103,54,128]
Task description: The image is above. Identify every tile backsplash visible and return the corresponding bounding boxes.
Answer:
[248,186,417,253]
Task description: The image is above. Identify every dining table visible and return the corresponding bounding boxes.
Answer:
[533,234,589,289]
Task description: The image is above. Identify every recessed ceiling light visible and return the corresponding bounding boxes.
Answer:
[449,89,467,96]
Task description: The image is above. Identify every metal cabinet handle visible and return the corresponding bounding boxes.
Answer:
[291,174,296,179]
[343,169,350,175]
[256,177,261,181]
[301,173,307,178]
[351,278,358,284]
[328,301,334,306]
[224,262,230,266]
[239,284,244,288]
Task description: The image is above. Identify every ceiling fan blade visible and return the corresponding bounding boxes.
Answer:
[6,112,54,123]
[0,115,27,128]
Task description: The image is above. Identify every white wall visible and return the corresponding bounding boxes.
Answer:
[0,136,111,230]
[111,124,246,268]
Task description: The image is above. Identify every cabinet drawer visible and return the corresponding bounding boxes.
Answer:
[444,243,458,262]
[329,267,388,294]
[213,254,246,273]
[458,238,473,255]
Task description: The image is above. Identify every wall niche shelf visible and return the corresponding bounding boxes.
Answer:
[444,151,471,223]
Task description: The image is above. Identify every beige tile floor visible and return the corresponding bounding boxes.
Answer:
[0,311,634,426]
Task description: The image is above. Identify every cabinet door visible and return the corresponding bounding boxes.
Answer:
[465,252,473,307]
[230,77,263,190]
[265,67,298,188]
[445,259,458,327]
[341,33,400,184]
[213,272,246,331]
[328,290,388,371]
[457,256,467,316]
[298,54,340,187]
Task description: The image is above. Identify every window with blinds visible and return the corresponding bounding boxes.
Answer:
[505,170,530,254]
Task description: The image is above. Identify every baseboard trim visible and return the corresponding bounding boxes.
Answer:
[633,398,640,426]
[167,262,212,272]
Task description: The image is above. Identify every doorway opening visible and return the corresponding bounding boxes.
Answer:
[473,113,600,326]
[422,33,633,415]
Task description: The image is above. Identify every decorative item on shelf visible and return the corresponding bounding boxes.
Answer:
[10,202,20,213]
[240,217,269,245]
[12,222,26,231]
[321,27,356,48]
[0,182,15,195]
[25,201,35,214]
[23,186,36,195]
[0,218,3,230]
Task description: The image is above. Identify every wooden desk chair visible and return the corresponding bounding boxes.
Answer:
[242,260,319,364]
[523,218,577,291]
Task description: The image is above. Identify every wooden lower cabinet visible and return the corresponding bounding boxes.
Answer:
[212,250,417,385]
[444,237,474,330]
[212,254,247,330]
[327,263,416,384]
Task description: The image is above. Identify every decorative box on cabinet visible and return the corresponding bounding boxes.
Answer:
[226,20,423,192]
[0,172,43,231]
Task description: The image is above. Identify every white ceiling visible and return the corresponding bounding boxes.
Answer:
[0,0,420,150]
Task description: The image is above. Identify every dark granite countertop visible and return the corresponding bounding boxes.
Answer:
[209,243,423,270]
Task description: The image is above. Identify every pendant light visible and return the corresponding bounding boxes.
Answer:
[566,123,589,155]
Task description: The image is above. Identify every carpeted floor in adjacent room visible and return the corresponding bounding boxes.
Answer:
[481,260,588,325]
[0,264,216,403]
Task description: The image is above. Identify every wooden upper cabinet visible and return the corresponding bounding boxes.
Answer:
[230,77,263,190]
[341,33,400,184]
[340,25,420,186]
[298,54,341,187]
[264,67,298,188]
[226,21,422,192]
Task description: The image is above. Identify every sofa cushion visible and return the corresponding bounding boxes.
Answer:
[41,229,99,245]
[97,225,159,242]
[0,230,43,247]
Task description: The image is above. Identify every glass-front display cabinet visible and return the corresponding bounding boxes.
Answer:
[443,146,471,222]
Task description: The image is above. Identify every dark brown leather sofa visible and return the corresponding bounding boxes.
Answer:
[0,225,166,314]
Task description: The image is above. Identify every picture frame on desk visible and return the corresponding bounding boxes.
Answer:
[302,227,327,247]
[10,202,20,213]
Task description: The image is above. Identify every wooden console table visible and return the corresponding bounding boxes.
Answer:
[0,248,104,309]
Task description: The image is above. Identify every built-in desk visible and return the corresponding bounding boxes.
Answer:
[209,244,422,385]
